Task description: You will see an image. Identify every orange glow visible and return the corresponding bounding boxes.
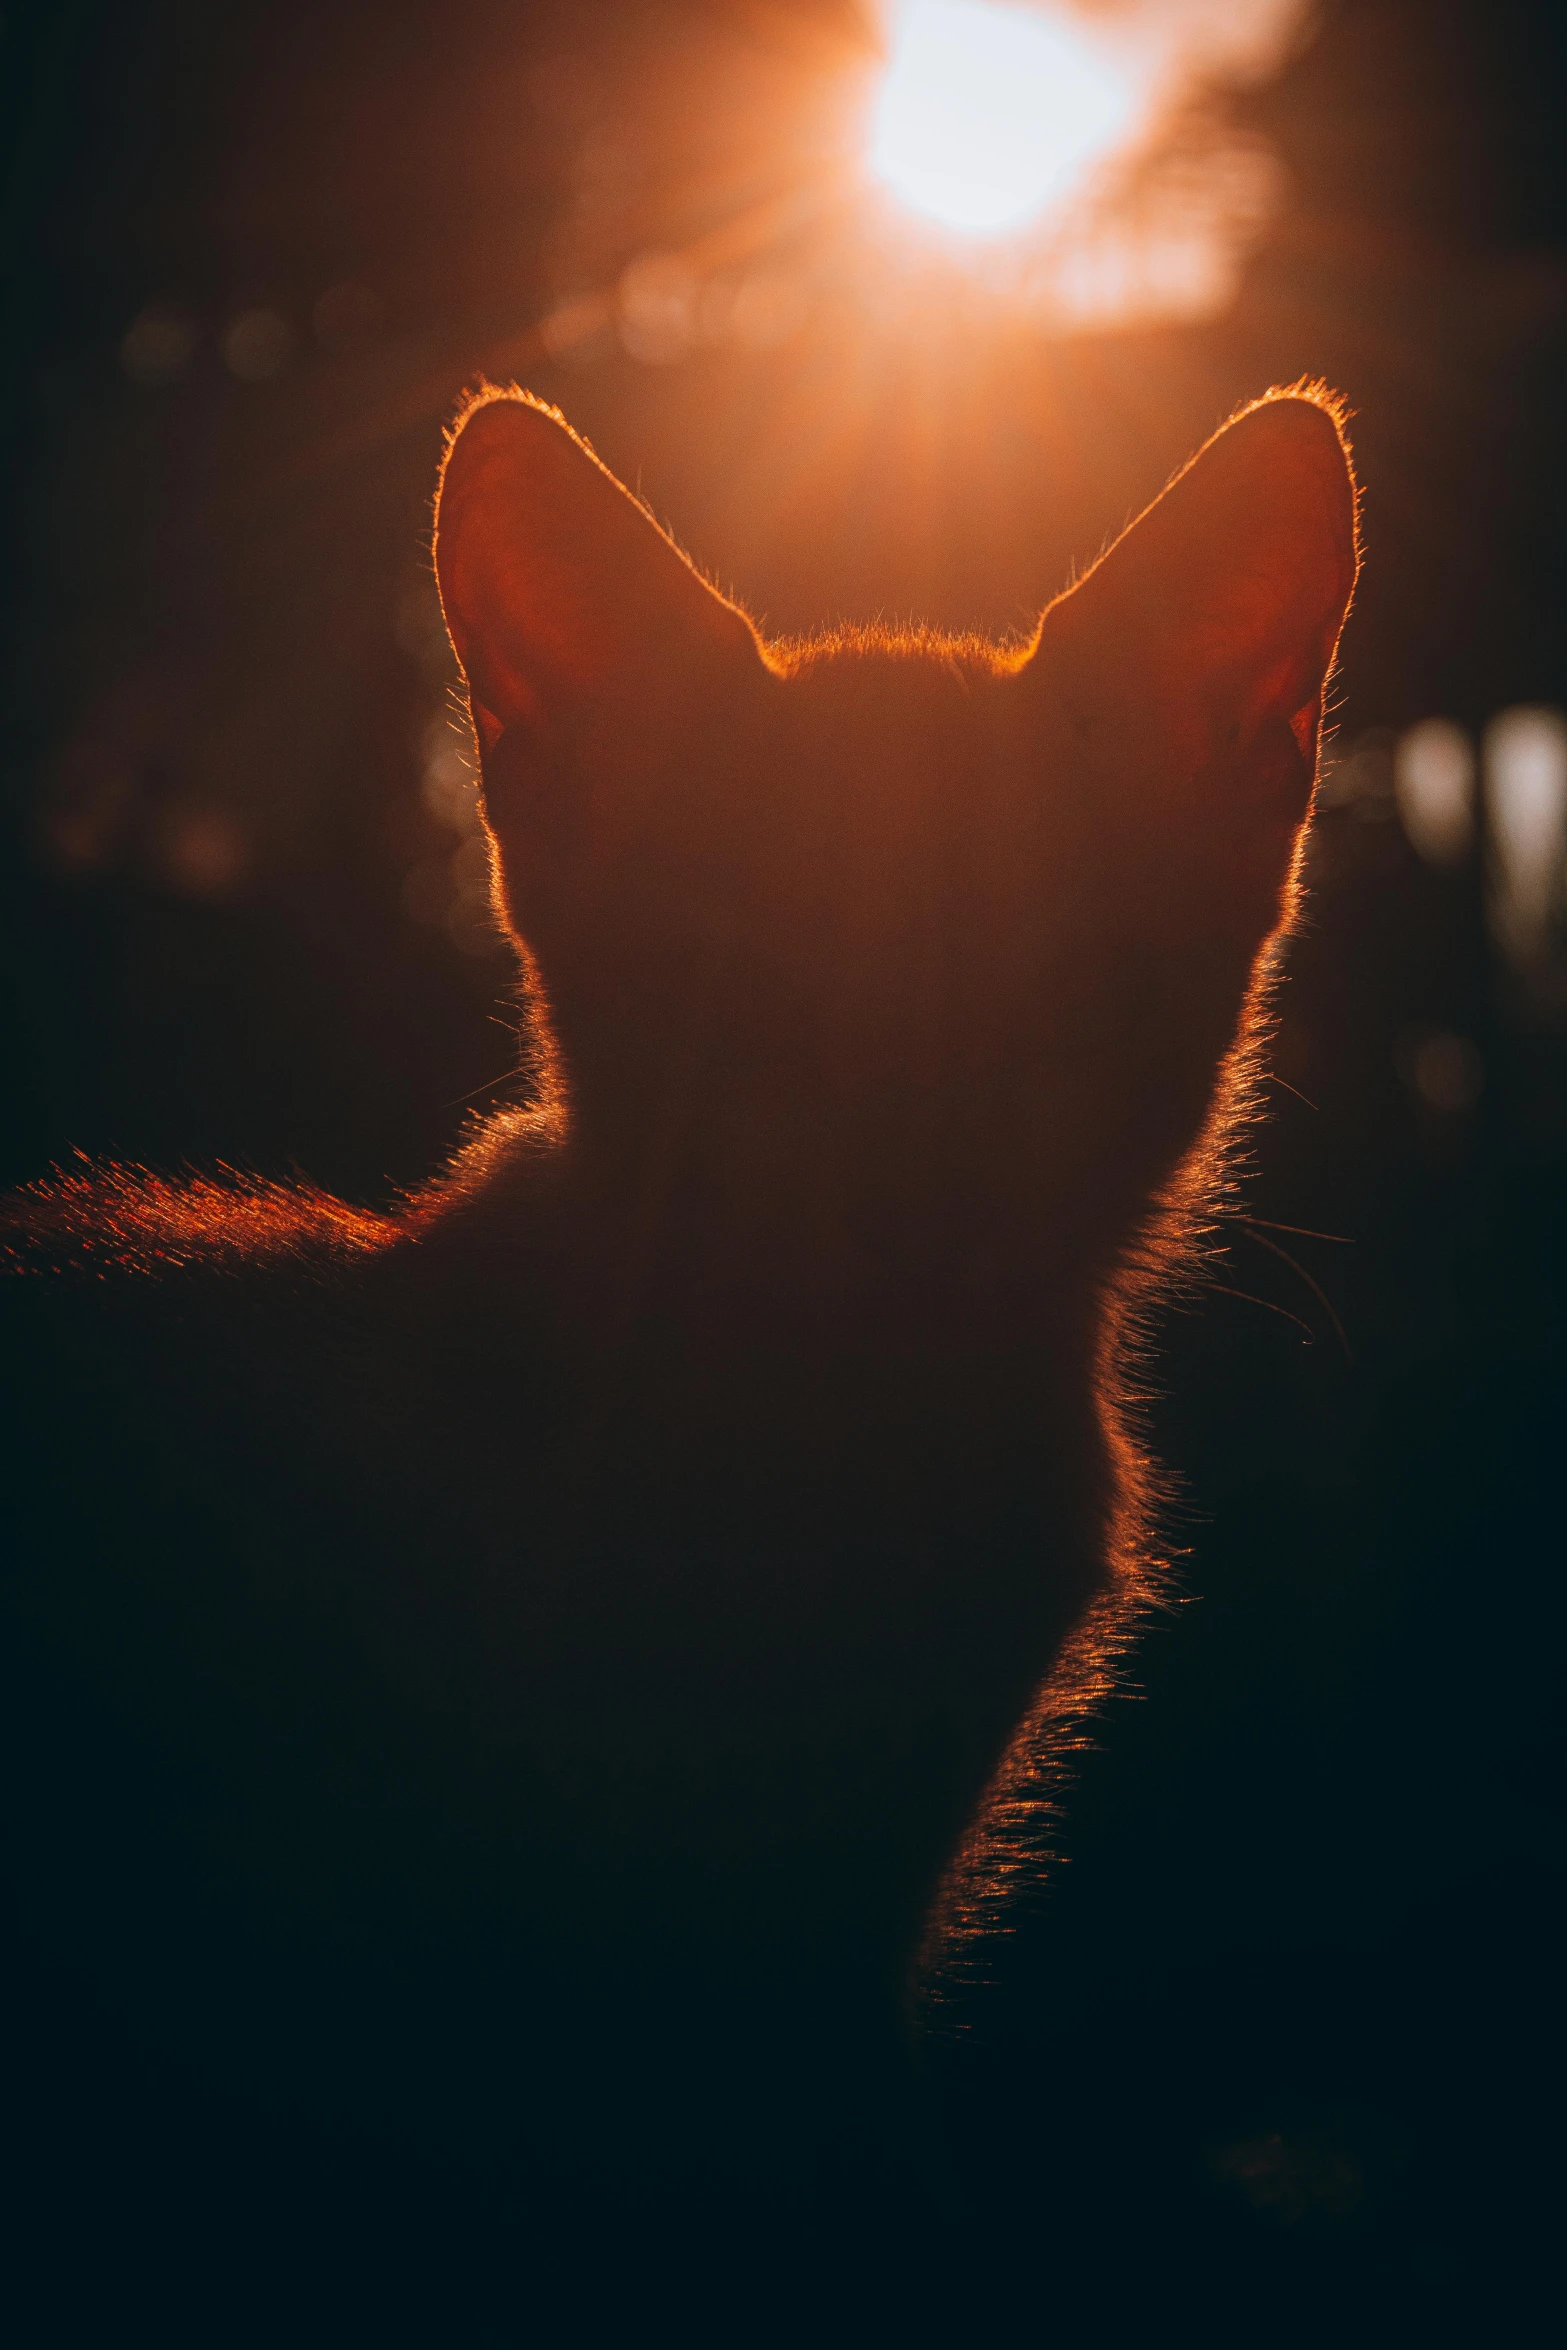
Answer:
[868,0,1136,234]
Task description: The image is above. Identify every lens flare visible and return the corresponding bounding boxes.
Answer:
[868,0,1137,235]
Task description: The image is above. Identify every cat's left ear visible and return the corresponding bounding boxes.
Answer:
[434,389,760,754]
[1028,391,1359,783]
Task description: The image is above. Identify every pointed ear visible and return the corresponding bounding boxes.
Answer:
[1030,391,1359,768]
[434,391,760,752]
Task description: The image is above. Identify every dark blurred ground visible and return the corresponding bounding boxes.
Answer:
[2,2,1564,2340]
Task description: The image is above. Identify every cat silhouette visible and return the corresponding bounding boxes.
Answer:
[0,383,1356,2340]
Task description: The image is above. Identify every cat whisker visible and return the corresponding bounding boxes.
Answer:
[1237,1225,1353,1360]
[1204,1280,1317,1344]
[442,1064,529,1109]
[1239,1214,1353,1245]
[1263,1071,1320,1110]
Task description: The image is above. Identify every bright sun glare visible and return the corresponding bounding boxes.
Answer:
[869,0,1137,236]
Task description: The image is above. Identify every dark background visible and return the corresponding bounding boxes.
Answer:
[3,2,1564,2340]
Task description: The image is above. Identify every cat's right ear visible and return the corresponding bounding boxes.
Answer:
[1024,391,1359,812]
[434,391,759,754]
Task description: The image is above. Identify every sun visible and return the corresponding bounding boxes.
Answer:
[868,0,1137,236]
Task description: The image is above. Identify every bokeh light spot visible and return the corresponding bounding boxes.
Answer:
[120,305,199,387]
[618,251,699,364]
[1395,718,1475,865]
[868,0,1136,235]
[160,807,248,900]
[1485,704,1567,962]
[222,307,294,381]
[1399,1026,1486,1115]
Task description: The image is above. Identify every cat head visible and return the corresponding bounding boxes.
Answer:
[434,385,1356,1296]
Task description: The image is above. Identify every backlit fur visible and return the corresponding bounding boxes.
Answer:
[0,382,1359,2273]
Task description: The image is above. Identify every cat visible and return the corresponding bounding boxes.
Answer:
[0,381,1356,2339]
